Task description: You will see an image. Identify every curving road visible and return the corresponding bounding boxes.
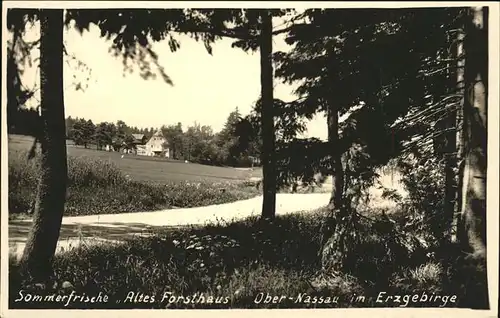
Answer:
[9,193,331,260]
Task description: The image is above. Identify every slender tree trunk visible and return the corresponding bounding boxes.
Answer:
[20,9,67,282]
[7,30,21,134]
[456,7,489,309]
[327,106,344,210]
[441,29,463,243]
[259,10,277,219]
[458,6,488,261]
[442,138,457,244]
[454,29,466,242]
[319,103,347,272]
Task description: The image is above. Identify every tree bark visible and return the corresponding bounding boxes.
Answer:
[319,104,347,272]
[458,6,488,261]
[454,29,466,242]
[7,30,20,134]
[455,7,489,309]
[259,10,277,220]
[441,28,464,243]
[20,9,67,282]
[327,106,344,210]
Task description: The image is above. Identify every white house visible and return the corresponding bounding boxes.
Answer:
[136,144,147,156]
[144,130,170,158]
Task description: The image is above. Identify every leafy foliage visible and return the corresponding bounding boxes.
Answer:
[71,119,96,148]
[273,7,465,164]
[161,123,184,160]
[93,121,117,149]
[255,7,473,279]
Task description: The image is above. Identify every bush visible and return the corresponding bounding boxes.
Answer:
[67,156,127,187]
[377,155,448,253]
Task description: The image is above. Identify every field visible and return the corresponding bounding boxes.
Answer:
[7,135,262,184]
[7,134,265,218]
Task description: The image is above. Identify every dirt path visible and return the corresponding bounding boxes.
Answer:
[9,193,331,259]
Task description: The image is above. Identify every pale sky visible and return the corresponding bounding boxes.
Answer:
[14,13,329,140]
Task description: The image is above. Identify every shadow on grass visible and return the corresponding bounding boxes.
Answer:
[9,210,489,310]
[9,220,184,245]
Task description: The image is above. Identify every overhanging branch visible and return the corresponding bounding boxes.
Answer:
[173,22,308,41]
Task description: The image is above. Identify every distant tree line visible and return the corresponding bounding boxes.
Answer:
[64,117,151,151]
[8,105,261,167]
[166,107,262,167]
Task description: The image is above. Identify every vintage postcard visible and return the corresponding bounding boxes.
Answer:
[1,1,498,318]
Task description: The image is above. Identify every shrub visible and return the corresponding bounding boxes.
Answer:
[319,201,432,286]
[392,154,448,247]
[67,156,127,188]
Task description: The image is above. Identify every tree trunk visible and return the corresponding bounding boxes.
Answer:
[440,28,464,243]
[456,7,489,309]
[259,10,277,220]
[7,30,21,134]
[458,6,488,261]
[20,9,67,282]
[454,29,466,242]
[327,106,344,210]
[319,104,347,272]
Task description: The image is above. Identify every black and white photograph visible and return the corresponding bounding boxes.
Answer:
[1,1,498,316]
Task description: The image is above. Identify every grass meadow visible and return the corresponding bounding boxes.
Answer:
[8,134,263,183]
[8,135,264,219]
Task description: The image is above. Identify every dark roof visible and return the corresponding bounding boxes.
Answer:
[132,134,145,141]
[151,130,163,138]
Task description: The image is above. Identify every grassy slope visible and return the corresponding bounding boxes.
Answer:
[8,135,263,184]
